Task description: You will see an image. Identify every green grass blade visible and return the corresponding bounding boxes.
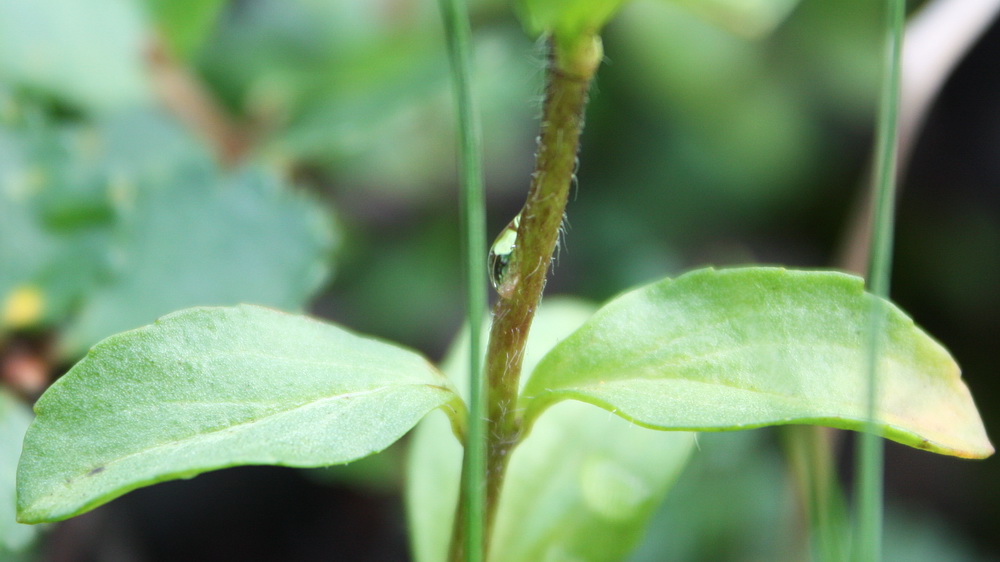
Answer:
[437,0,488,559]
[854,0,905,560]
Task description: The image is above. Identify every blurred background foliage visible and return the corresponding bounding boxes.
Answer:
[0,0,997,559]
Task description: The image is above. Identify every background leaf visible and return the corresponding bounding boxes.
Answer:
[197,1,537,203]
[522,267,993,459]
[0,103,337,355]
[62,160,335,356]
[664,0,801,37]
[0,104,118,330]
[629,430,991,561]
[407,299,695,561]
[17,305,461,523]
[0,391,37,554]
[0,0,150,112]
[629,431,800,561]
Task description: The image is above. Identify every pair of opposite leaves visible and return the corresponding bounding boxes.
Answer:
[16,267,992,528]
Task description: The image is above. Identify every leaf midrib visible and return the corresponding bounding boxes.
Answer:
[32,383,449,508]
[530,339,913,399]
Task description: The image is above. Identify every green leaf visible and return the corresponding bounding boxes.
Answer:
[17,305,463,524]
[0,116,116,331]
[0,0,150,112]
[201,5,537,200]
[522,268,993,459]
[516,0,628,38]
[629,431,797,561]
[62,162,337,356]
[492,401,694,561]
[0,106,337,352]
[1,392,38,553]
[407,299,695,561]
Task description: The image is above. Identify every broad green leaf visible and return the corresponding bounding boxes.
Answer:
[516,0,627,38]
[407,299,695,562]
[1,392,37,553]
[522,268,993,459]
[17,305,463,524]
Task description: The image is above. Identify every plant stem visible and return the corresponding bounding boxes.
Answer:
[783,426,848,561]
[854,0,904,560]
[447,33,602,560]
[146,36,249,167]
[437,0,489,559]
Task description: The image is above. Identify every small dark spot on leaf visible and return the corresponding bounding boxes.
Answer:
[87,466,105,476]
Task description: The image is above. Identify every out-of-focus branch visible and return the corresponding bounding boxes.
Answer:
[899,0,1000,166]
[838,0,1000,275]
[146,37,252,167]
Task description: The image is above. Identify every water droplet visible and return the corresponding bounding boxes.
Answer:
[489,212,521,292]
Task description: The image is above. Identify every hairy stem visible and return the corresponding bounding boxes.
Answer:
[447,33,602,561]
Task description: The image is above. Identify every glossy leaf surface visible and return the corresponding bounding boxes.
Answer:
[522,268,993,459]
[17,305,461,523]
[407,299,695,561]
